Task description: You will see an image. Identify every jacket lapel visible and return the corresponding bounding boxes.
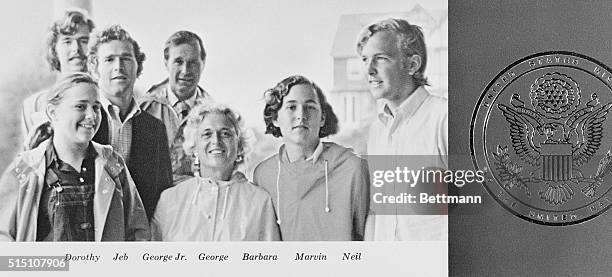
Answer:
[130,114,153,163]
[93,109,109,145]
[93,150,121,242]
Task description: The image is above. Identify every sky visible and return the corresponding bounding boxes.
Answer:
[0,0,446,129]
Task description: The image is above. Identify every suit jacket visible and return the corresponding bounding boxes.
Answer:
[93,109,173,220]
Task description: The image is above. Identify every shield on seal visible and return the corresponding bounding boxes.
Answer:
[471,51,612,225]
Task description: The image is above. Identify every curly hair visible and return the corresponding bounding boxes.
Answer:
[45,9,95,72]
[87,25,146,77]
[356,18,429,87]
[163,30,206,62]
[263,75,339,138]
[182,102,247,167]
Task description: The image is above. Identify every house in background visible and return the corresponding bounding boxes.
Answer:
[328,5,448,154]
[53,0,92,18]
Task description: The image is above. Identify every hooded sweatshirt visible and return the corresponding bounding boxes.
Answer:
[253,142,370,241]
[151,171,280,241]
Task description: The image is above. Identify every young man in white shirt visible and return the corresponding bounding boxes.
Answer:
[21,10,95,145]
[357,18,448,241]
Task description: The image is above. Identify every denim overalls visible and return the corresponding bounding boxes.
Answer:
[36,142,97,241]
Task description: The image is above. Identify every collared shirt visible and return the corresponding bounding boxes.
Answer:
[305,141,324,163]
[43,140,98,182]
[167,83,199,110]
[282,140,324,164]
[168,84,199,121]
[141,81,211,144]
[365,86,448,241]
[368,86,448,165]
[37,139,97,241]
[139,80,213,184]
[100,96,141,164]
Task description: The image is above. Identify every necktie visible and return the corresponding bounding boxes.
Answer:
[175,101,190,121]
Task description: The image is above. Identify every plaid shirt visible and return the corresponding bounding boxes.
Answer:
[100,97,141,164]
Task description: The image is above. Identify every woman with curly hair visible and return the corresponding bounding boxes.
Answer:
[151,102,279,241]
[254,75,370,241]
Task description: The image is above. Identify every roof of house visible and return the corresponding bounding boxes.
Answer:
[331,5,447,58]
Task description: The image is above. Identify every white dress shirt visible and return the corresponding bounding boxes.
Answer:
[365,86,448,241]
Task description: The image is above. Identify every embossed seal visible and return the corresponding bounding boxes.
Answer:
[471,52,612,225]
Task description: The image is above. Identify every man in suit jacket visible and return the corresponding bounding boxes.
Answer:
[88,25,172,220]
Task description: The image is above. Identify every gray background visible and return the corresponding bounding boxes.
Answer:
[450,0,612,276]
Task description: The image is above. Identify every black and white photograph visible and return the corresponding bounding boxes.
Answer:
[4,0,611,276]
[0,0,447,242]
[0,0,450,275]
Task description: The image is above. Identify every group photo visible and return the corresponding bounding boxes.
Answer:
[5,0,610,276]
[0,0,447,243]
